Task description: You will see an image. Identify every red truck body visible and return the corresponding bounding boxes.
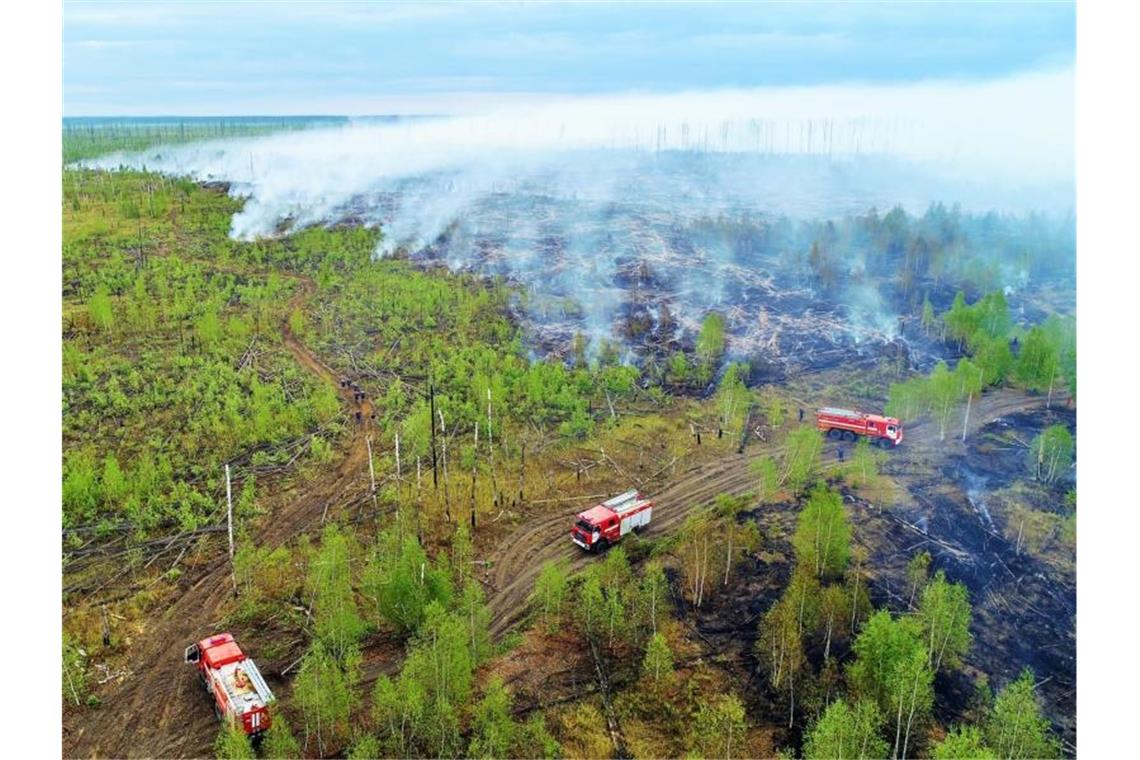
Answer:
[571,489,654,551]
[816,407,903,447]
[184,633,274,738]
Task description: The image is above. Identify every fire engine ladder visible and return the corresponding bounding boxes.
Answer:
[243,659,275,704]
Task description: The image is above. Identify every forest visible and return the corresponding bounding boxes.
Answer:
[62,131,1075,759]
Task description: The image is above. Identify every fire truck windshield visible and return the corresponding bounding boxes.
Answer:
[575,519,595,534]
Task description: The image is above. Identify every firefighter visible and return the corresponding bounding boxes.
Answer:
[798,407,804,422]
[837,447,844,462]
[233,667,251,691]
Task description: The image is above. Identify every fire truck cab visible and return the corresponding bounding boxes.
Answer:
[185,632,274,738]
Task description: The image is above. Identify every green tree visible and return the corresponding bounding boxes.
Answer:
[294,643,359,756]
[346,733,381,760]
[261,714,301,759]
[918,570,973,672]
[468,677,516,759]
[372,672,425,757]
[89,284,114,332]
[792,484,850,579]
[928,361,961,441]
[511,714,561,759]
[802,698,889,760]
[308,524,366,661]
[1014,325,1060,393]
[697,312,727,367]
[532,559,570,633]
[847,610,933,759]
[214,722,255,759]
[459,579,492,664]
[576,572,607,638]
[781,425,823,495]
[921,294,937,336]
[752,455,780,503]
[101,453,128,510]
[1028,424,1074,484]
[905,551,932,609]
[640,560,670,635]
[642,631,675,686]
[716,362,752,437]
[932,726,997,759]
[983,668,1061,759]
[362,532,452,633]
[62,634,88,706]
[692,693,748,760]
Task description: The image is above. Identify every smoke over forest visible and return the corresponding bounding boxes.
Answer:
[81,68,1074,368]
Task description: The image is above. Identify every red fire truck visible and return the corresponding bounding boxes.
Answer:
[571,489,654,551]
[184,633,274,738]
[816,407,904,448]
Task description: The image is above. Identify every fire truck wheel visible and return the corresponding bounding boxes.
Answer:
[842,430,856,442]
[827,428,841,440]
[597,538,610,552]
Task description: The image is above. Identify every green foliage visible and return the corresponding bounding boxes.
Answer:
[261,714,302,759]
[362,531,452,633]
[308,524,366,660]
[1028,424,1074,484]
[918,570,973,672]
[715,362,752,437]
[468,676,515,759]
[346,733,381,760]
[512,714,562,759]
[843,439,885,493]
[984,668,1061,759]
[532,559,570,633]
[293,642,360,755]
[62,634,89,706]
[88,284,115,332]
[642,632,676,687]
[458,579,493,664]
[932,726,997,759]
[781,425,823,495]
[692,693,748,760]
[213,722,255,760]
[905,550,932,608]
[803,698,889,760]
[792,484,851,579]
[760,387,787,428]
[751,455,780,503]
[640,560,670,635]
[697,312,727,367]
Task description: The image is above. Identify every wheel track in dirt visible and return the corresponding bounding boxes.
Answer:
[65,270,376,760]
[484,388,1066,639]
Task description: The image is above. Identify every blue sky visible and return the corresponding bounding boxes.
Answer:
[63,1,1075,116]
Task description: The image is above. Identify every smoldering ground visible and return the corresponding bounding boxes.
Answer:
[80,69,1074,364]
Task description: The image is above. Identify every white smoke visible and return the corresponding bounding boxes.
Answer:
[80,68,1073,358]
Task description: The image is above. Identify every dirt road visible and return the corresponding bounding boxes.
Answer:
[64,273,376,760]
[484,388,1064,639]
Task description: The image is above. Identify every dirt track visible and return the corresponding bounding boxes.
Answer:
[63,263,1063,758]
[64,273,376,760]
[484,388,1065,639]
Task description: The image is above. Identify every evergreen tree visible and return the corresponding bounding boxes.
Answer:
[511,714,561,759]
